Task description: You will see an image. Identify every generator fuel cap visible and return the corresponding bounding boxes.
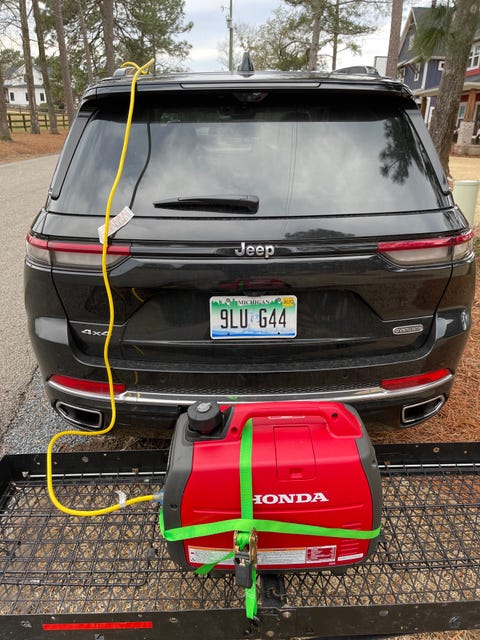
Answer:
[187,401,223,435]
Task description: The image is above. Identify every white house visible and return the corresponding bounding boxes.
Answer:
[4,64,46,107]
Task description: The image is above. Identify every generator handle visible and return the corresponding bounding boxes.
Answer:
[226,401,360,433]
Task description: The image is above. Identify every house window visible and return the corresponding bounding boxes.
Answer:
[413,64,421,82]
[474,103,480,143]
[25,92,29,102]
[9,92,14,102]
[40,92,45,102]
[438,60,445,71]
[472,103,480,143]
[467,44,480,70]
[428,107,435,127]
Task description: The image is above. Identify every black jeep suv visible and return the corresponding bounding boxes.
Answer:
[25,69,475,434]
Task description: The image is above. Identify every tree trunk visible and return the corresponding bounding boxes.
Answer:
[77,0,94,85]
[32,0,58,134]
[331,0,340,71]
[102,0,115,76]
[53,0,76,125]
[429,0,480,172]
[0,65,12,141]
[307,0,328,71]
[19,0,40,134]
[385,0,404,78]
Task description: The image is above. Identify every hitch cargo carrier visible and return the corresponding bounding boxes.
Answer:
[0,443,479,640]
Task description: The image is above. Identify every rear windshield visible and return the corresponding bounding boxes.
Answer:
[50,92,446,217]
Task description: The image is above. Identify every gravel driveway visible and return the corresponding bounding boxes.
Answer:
[0,155,66,453]
[0,155,145,455]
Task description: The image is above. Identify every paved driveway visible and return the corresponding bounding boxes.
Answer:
[0,155,58,437]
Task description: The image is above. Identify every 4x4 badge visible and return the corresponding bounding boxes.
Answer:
[234,242,275,258]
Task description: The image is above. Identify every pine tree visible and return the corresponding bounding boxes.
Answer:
[51,0,75,124]
[77,0,94,85]
[0,62,11,141]
[32,0,58,134]
[412,0,480,171]
[283,0,374,71]
[116,0,192,71]
[19,0,40,133]
[101,0,115,75]
[385,0,404,78]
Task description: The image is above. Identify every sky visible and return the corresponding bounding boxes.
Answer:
[183,0,395,72]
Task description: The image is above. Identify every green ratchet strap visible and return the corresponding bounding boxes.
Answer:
[159,513,382,543]
[159,417,381,619]
[239,417,257,619]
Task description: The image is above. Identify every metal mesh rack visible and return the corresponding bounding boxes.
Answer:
[0,444,479,639]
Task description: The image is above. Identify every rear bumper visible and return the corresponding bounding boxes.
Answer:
[31,304,470,431]
[46,367,454,432]
[49,372,451,409]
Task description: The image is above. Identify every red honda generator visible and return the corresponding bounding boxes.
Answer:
[162,401,382,575]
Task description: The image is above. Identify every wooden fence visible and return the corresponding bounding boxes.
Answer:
[7,111,69,132]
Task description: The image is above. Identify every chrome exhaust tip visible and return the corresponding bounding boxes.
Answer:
[401,395,445,426]
[55,401,103,430]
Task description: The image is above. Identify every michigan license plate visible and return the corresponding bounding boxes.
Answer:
[210,296,297,339]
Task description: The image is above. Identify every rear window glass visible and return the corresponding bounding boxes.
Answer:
[50,92,445,217]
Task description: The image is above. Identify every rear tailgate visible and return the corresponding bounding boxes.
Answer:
[44,212,458,368]
[41,85,465,375]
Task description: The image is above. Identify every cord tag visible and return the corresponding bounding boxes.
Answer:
[98,206,134,244]
[116,490,127,508]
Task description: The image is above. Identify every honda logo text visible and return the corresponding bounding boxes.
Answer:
[253,492,329,505]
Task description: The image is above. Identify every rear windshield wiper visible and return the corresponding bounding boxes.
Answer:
[153,195,259,214]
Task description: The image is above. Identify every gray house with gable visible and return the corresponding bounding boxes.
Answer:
[398,7,480,147]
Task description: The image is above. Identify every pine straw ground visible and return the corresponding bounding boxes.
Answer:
[2,134,480,640]
[0,130,67,163]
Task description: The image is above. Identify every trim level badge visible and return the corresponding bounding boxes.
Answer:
[393,324,424,335]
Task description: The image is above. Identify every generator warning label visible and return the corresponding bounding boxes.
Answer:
[305,545,336,564]
[257,545,337,566]
[188,547,234,567]
[188,545,338,568]
[257,548,306,566]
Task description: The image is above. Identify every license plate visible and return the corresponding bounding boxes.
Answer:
[210,296,297,339]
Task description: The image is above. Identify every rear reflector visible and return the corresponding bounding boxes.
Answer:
[378,231,473,265]
[381,369,451,391]
[26,234,131,269]
[50,375,126,396]
[43,621,153,631]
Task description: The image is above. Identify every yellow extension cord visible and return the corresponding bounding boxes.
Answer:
[46,59,158,517]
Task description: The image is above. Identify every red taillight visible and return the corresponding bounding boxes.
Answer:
[25,234,131,269]
[377,231,473,265]
[48,241,131,255]
[25,235,50,264]
[27,236,49,249]
[381,369,451,391]
[50,375,126,396]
